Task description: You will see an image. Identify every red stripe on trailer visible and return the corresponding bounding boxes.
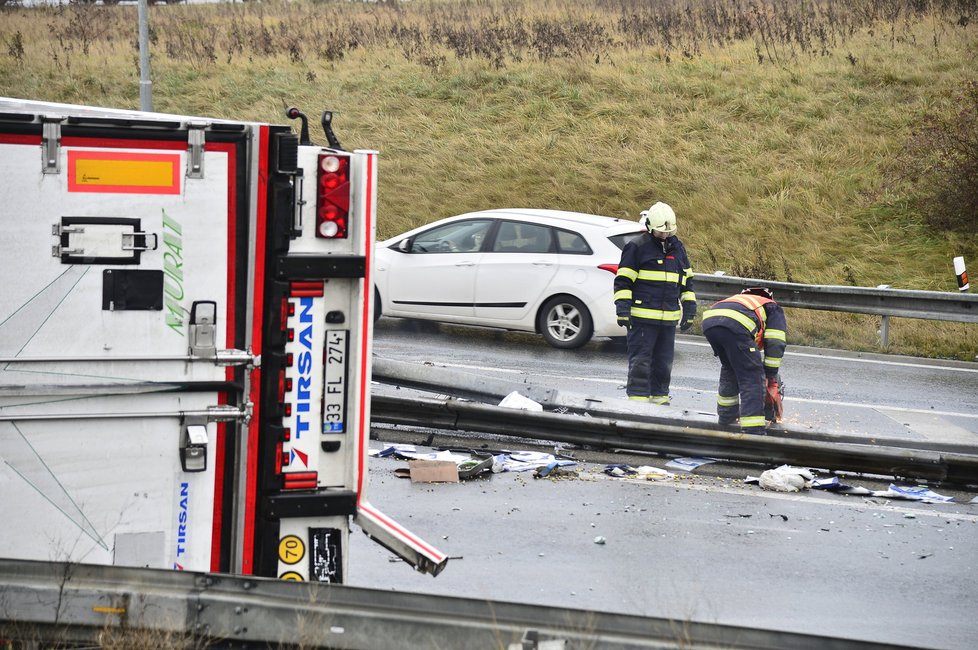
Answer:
[357,153,375,500]
[61,136,187,151]
[241,125,271,575]
[0,134,40,145]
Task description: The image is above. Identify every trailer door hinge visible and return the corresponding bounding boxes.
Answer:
[41,116,65,174]
[187,121,208,179]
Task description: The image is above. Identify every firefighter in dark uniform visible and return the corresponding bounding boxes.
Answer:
[613,202,696,405]
[701,287,787,433]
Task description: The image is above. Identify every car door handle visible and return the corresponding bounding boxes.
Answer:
[532,261,554,266]
[455,261,475,267]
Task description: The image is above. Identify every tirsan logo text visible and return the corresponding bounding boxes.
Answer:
[293,297,314,452]
[173,481,190,570]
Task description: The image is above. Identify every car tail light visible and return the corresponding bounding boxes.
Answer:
[598,264,619,274]
[316,154,349,238]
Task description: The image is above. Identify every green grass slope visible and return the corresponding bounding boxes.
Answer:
[1,0,975,358]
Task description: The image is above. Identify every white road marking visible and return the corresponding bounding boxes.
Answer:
[434,362,978,420]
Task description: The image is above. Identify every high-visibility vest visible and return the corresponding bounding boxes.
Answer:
[709,294,774,348]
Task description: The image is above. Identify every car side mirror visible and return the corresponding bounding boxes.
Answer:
[397,238,412,253]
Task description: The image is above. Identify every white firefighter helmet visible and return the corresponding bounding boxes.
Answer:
[638,202,677,236]
[741,287,774,300]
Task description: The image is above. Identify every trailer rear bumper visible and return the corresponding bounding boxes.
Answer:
[355,500,448,576]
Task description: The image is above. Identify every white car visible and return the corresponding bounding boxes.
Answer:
[373,208,647,348]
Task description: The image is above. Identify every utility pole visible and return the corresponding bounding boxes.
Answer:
[138,0,152,111]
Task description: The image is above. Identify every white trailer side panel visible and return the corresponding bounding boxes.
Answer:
[0,133,240,572]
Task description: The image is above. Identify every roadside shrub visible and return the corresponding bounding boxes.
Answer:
[895,80,978,234]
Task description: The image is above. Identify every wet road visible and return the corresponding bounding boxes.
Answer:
[370,318,978,446]
[348,318,978,649]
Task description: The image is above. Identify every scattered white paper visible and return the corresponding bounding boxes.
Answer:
[635,466,674,480]
[665,457,716,471]
[498,391,544,411]
[875,484,955,503]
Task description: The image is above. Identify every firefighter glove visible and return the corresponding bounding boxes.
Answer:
[679,302,696,332]
[617,314,632,330]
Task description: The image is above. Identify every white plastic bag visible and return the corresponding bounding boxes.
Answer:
[758,465,814,492]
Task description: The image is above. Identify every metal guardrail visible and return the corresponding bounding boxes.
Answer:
[694,273,978,348]
[693,274,978,323]
[0,559,928,650]
[371,357,978,485]
[695,273,977,347]
[372,393,978,485]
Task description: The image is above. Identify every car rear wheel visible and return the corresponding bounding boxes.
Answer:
[373,287,382,323]
[538,295,592,349]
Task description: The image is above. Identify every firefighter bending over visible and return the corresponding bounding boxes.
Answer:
[613,202,696,405]
[701,287,787,434]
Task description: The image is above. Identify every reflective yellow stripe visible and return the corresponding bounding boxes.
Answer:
[680,291,695,302]
[717,394,739,406]
[616,267,638,281]
[650,395,671,405]
[636,270,680,283]
[702,308,755,333]
[764,357,782,368]
[632,307,682,321]
[764,329,786,341]
[614,290,632,301]
[741,416,767,428]
[628,395,650,402]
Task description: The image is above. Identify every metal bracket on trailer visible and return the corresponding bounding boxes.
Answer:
[186,121,208,179]
[41,115,64,174]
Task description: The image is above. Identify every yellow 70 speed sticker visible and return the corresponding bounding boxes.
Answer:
[278,535,305,565]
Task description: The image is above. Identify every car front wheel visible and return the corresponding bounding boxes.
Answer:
[538,295,592,349]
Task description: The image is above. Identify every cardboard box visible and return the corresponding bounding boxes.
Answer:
[408,460,459,483]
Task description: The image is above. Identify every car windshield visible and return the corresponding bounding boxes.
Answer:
[608,231,646,250]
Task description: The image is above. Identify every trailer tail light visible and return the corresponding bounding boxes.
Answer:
[316,154,350,238]
[598,264,619,274]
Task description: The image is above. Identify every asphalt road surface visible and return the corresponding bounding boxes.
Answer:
[347,318,978,649]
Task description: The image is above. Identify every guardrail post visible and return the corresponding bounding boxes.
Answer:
[875,285,891,348]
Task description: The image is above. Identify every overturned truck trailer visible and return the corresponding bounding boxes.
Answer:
[0,97,446,581]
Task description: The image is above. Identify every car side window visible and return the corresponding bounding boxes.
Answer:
[492,221,553,254]
[555,228,591,254]
[409,219,492,253]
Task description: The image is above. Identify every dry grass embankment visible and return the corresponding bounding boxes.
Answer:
[1,0,975,358]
